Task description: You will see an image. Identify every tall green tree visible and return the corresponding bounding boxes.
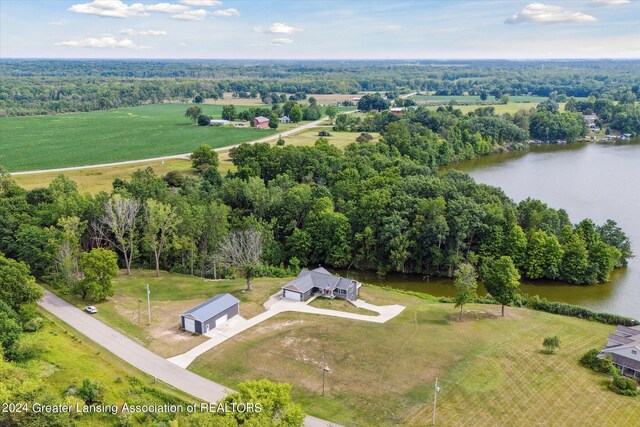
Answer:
[185,105,202,123]
[218,228,263,291]
[454,263,478,321]
[289,104,303,123]
[145,199,180,278]
[190,144,219,173]
[78,248,118,301]
[221,104,237,121]
[0,253,43,312]
[483,256,521,317]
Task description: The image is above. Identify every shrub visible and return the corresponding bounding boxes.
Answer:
[22,316,44,332]
[526,296,639,326]
[580,349,617,375]
[609,376,639,396]
[356,132,374,142]
[11,335,44,361]
[318,129,332,137]
[77,378,104,404]
[542,336,561,353]
[164,171,185,188]
[196,114,211,126]
[276,138,285,146]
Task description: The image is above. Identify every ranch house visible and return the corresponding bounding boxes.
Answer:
[281,267,361,302]
[598,324,640,380]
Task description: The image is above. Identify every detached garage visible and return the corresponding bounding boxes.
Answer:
[180,294,239,334]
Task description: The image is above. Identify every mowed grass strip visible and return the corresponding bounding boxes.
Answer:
[189,287,640,426]
[0,103,277,172]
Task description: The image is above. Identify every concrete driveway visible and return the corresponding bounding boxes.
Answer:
[168,296,405,368]
[37,290,340,427]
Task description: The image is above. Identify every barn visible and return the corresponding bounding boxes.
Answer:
[252,116,270,128]
[180,294,239,334]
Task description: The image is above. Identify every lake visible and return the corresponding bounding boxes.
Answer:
[341,142,640,319]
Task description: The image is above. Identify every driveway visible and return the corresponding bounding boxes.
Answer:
[37,290,339,427]
[168,296,405,368]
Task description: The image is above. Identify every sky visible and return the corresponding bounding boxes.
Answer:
[0,0,639,59]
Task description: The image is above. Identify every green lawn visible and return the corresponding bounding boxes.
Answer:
[10,311,193,426]
[0,103,280,172]
[189,287,640,426]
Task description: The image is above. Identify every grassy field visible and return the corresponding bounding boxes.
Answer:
[0,103,282,172]
[12,158,195,194]
[411,94,549,103]
[17,311,193,426]
[50,269,288,358]
[188,286,640,426]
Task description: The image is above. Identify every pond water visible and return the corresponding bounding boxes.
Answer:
[340,141,640,319]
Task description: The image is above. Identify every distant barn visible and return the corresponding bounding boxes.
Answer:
[252,116,269,128]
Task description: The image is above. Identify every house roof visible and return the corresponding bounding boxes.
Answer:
[181,293,239,322]
[282,267,359,293]
[253,116,269,123]
[605,351,640,373]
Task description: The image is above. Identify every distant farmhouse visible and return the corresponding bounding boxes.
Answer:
[180,294,239,334]
[279,115,291,123]
[599,325,640,380]
[390,107,404,114]
[282,267,361,302]
[253,116,270,128]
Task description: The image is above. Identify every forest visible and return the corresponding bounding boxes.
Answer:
[1,59,639,116]
[0,108,632,300]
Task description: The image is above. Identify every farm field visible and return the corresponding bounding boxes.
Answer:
[0,103,284,172]
[189,287,640,426]
[6,311,193,426]
[12,127,368,193]
[49,270,288,358]
[411,94,549,103]
[12,157,195,194]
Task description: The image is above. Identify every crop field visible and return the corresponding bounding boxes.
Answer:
[0,103,280,172]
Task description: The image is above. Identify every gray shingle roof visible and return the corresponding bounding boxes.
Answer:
[182,293,239,322]
[282,268,359,293]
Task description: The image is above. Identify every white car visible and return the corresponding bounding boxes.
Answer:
[84,306,98,314]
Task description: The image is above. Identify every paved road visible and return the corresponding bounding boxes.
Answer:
[11,117,330,176]
[38,290,339,427]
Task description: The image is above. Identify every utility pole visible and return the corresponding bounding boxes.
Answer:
[432,377,440,425]
[146,284,151,325]
[138,299,142,324]
[322,352,329,397]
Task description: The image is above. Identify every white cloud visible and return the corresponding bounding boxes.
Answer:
[56,36,138,48]
[212,8,239,17]
[172,9,208,21]
[505,2,597,24]
[120,29,168,36]
[271,38,293,45]
[68,1,188,19]
[586,0,630,6]
[254,23,302,34]
[179,0,222,6]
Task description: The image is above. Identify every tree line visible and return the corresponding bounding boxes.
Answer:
[2,59,638,116]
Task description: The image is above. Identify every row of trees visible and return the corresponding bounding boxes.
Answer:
[3,60,638,116]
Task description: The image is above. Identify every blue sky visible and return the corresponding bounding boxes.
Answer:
[1,0,638,59]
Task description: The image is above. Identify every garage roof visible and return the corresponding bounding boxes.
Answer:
[181,293,239,322]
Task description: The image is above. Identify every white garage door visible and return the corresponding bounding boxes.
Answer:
[284,290,302,301]
[184,317,196,333]
[215,314,228,328]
